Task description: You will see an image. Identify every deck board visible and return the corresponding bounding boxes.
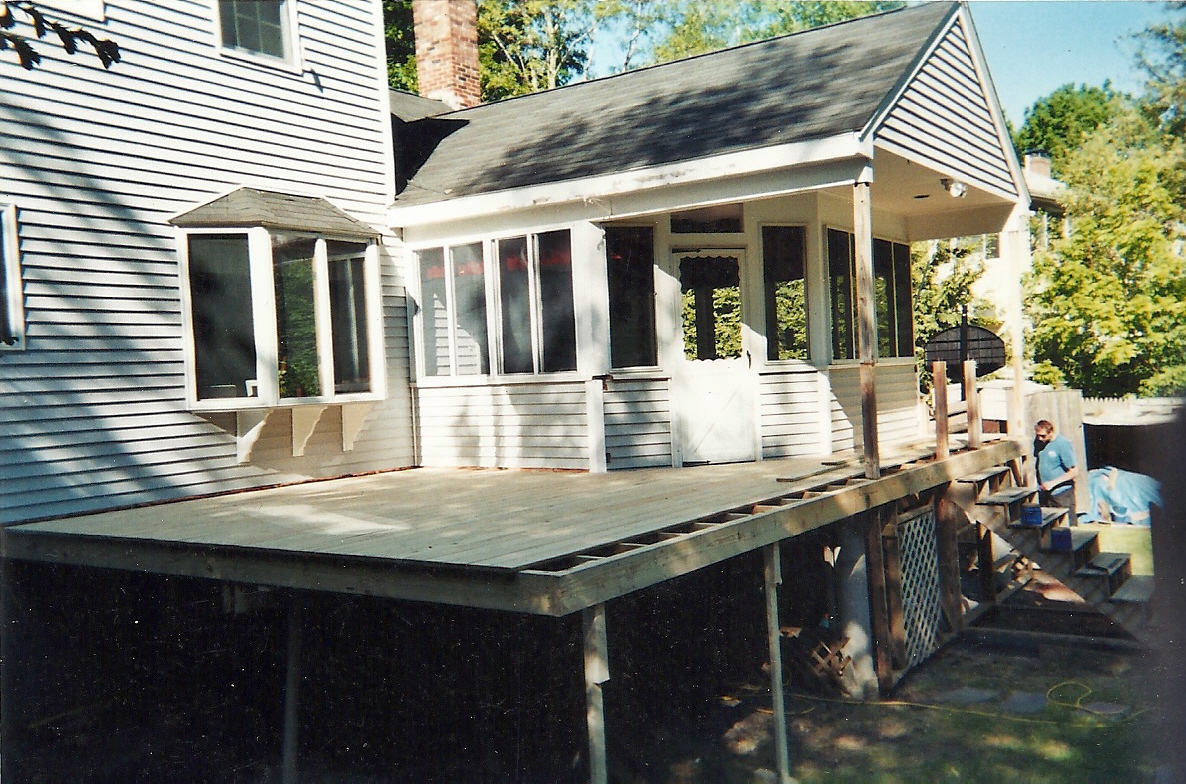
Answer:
[3,439,1025,615]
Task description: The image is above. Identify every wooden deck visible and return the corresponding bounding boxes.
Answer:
[2,438,1023,616]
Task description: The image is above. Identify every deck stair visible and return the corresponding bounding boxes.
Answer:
[954,462,1153,644]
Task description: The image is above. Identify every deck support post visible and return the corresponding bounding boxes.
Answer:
[281,598,302,784]
[835,516,880,697]
[964,360,981,448]
[583,603,610,784]
[854,176,880,480]
[933,361,949,459]
[763,544,793,783]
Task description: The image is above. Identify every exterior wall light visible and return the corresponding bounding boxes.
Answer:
[940,178,968,198]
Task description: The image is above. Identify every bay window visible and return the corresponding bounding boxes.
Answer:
[416,229,577,378]
[183,229,377,407]
[827,228,913,361]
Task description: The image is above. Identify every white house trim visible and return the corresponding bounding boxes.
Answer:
[390,132,874,229]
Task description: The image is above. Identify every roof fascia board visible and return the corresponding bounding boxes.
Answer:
[401,157,871,245]
[389,132,872,229]
[956,4,1032,209]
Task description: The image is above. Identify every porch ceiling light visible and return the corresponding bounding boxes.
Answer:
[940,178,968,198]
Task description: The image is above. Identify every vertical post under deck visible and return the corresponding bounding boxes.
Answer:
[854,178,880,480]
[763,544,792,783]
[281,599,302,784]
[965,360,982,448]
[933,362,949,460]
[583,604,609,784]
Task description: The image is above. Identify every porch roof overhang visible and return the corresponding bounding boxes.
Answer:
[2,439,1022,617]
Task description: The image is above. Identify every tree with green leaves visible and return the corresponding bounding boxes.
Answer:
[1137,0,1186,136]
[384,0,417,93]
[478,0,604,100]
[1,0,119,70]
[911,239,994,392]
[1026,102,1186,397]
[1012,83,1117,177]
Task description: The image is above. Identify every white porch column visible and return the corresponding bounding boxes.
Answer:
[1001,203,1032,452]
[836,518,879,698]
[854,173,880,480]
[576,222,611,473]
[583,604,610,784]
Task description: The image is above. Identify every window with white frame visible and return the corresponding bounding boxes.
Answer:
[827,228,913,361]
[762,225,808,361]
[218,0,291,61]
[183,229,376,406]
[1,203,25,351]
[416,230,577,378]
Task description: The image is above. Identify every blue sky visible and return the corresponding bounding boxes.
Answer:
[966,1,1173,125]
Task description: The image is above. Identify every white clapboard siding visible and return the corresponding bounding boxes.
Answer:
[417,382,591,469]
[759,367,824,459]
[0,0,416,526]
[828,363,922,453]
[875,17,1016,198]
[603,378,673,469]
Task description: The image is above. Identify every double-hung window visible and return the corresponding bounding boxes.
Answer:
[416,230,577,378]
[218,0,292,62]
[1,203,24,351]
[827,228,913,361]
[183,229,377,407]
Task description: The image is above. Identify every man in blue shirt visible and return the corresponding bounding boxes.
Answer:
[1034,419,1079,525]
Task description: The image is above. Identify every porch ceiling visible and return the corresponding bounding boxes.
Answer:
[3,439,1023,617]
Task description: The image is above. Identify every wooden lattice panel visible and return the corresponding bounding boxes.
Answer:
[898,508,943,667]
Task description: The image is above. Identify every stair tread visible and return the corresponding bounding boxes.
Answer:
[958,466,1010,484]
[1076,551,1131,578]
[978,486,1038,505]
[1008,507,1067,530]
[1045,529,1097,553]
[1110,574,1155,604]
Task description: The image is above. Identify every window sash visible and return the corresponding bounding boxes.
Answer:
[416,231,577,379]
[219,0,290,61]
[183,230,375,407]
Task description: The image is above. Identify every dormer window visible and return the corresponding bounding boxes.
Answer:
[218,0,292,62]
[173,188,381,410]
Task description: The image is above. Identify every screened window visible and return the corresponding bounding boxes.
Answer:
[219,0,290,61]
[185,231,376,405]
[680,254,742,361]
[416,230,576,378]
[827,228,913,361]
[606,226,657,368]
[1,204,25,350]
[762,225,807,361]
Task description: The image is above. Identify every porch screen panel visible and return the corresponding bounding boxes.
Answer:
[498,236,533,374]
[873,238,895,360]
[606,226,657,368]
[187,233,257,399]
[418,248,451,376]
[763,225,807,361]
[680,255,741,361]
[893,242,914,357]
[327,240,371,393]
[538,230,577,373]
[451,242,489,375]
[828,228,855,361]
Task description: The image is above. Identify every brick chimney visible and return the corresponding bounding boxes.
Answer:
[412,0,481,110]
[1024,151,1052,178]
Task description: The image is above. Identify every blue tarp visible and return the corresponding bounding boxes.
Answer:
[1085,467,1162,526]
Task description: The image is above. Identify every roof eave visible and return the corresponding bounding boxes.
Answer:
[389,131,874,229]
